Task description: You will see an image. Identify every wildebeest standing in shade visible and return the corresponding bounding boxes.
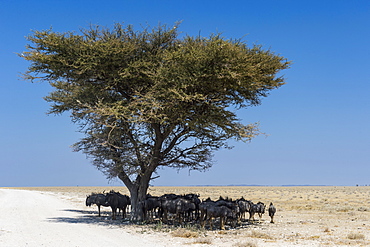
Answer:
[85,193,109,217]
[199,198,214,228]
[183,193,201,221]
[268,202,276,223]
[205,204,236,230]
[142,194,161,222]
[214,196,240,227]
[159,197,196,225]
[105,191,131,220]
[199,198,239,230]
[118,194,131,218]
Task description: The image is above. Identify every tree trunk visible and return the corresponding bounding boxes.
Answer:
[119,171,152,222]
[127,181,149,221]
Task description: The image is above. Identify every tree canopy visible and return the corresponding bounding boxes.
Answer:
[21,23,290,220]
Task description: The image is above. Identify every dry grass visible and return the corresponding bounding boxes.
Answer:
[171,228,199,238]
[347,232,365,240]
[191,237,213,245]
[233,241,258,247]
[248,230,273,240]
[323,227,331,233]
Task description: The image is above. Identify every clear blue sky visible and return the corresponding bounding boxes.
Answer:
[1,0,370,187]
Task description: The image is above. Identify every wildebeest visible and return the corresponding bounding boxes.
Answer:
[182,193,201,220]
[199,198,213,225]
[141,194,161,222]
[236,197,252,222]
[218,197,240,228]
[199,198,240,230]
[105,191,131,220]
[85,193,109,217]
[249,201,265,222]
[268,202,276,223]
[159,196,196,225]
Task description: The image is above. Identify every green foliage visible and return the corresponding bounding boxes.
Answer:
[21,23,289,208]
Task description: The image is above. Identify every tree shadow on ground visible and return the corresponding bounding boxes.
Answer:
[48,208,257,230]
[47,208,131,226]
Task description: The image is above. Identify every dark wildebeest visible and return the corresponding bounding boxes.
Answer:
[85,193,109,217]
[183,193,201,221]
[199,198,214,228]
[249,201,265,222]
[200,198,239,230]
[214,196,232,206]
[203,204,238,230]
[105,191,131,220]
[215,196,240,227]
[236,197,252,222]
[159,196,196,225]
[268,202,276,223]
[142,194,161,222]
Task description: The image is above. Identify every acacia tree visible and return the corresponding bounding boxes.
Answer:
[21,23,290,220]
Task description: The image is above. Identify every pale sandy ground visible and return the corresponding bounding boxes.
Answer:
[1,186,370,247]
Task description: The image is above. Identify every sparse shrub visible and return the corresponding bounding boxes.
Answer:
[233,241,258,247]
[171,228,200,238]
[336,206,353,212]
[152,221,164,231]
[248,230,273,239]
[358,207,368,212]
[347,232,365,240]
[192,237,213,245]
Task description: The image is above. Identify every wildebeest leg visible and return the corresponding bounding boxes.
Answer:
[220,217,225,230]
[237,213,242,226]
[150,209,153,221]
[145,209,149,222]
[178,213,183,226]
[200,218,205,228]
[98,205,101,217]
[111,207,117,220]
[199,210,205,228]
[270,215,274,223]
[258,213,262,223]
[249,212,255,223]
[205,215,210,229]
[209,217,214,230]
[122,206,127,219]
[196,208,200,221]
[151,210,156,221]
[162,211,168,224]
[200,210,206,228]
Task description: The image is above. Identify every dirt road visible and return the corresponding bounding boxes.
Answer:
[0,189,160,247]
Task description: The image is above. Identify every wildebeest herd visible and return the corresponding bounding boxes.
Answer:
[86,190,131,220]
[85,190,276,230]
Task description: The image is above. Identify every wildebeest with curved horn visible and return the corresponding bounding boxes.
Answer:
[86,193,110,217]
[105,190,131,220]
